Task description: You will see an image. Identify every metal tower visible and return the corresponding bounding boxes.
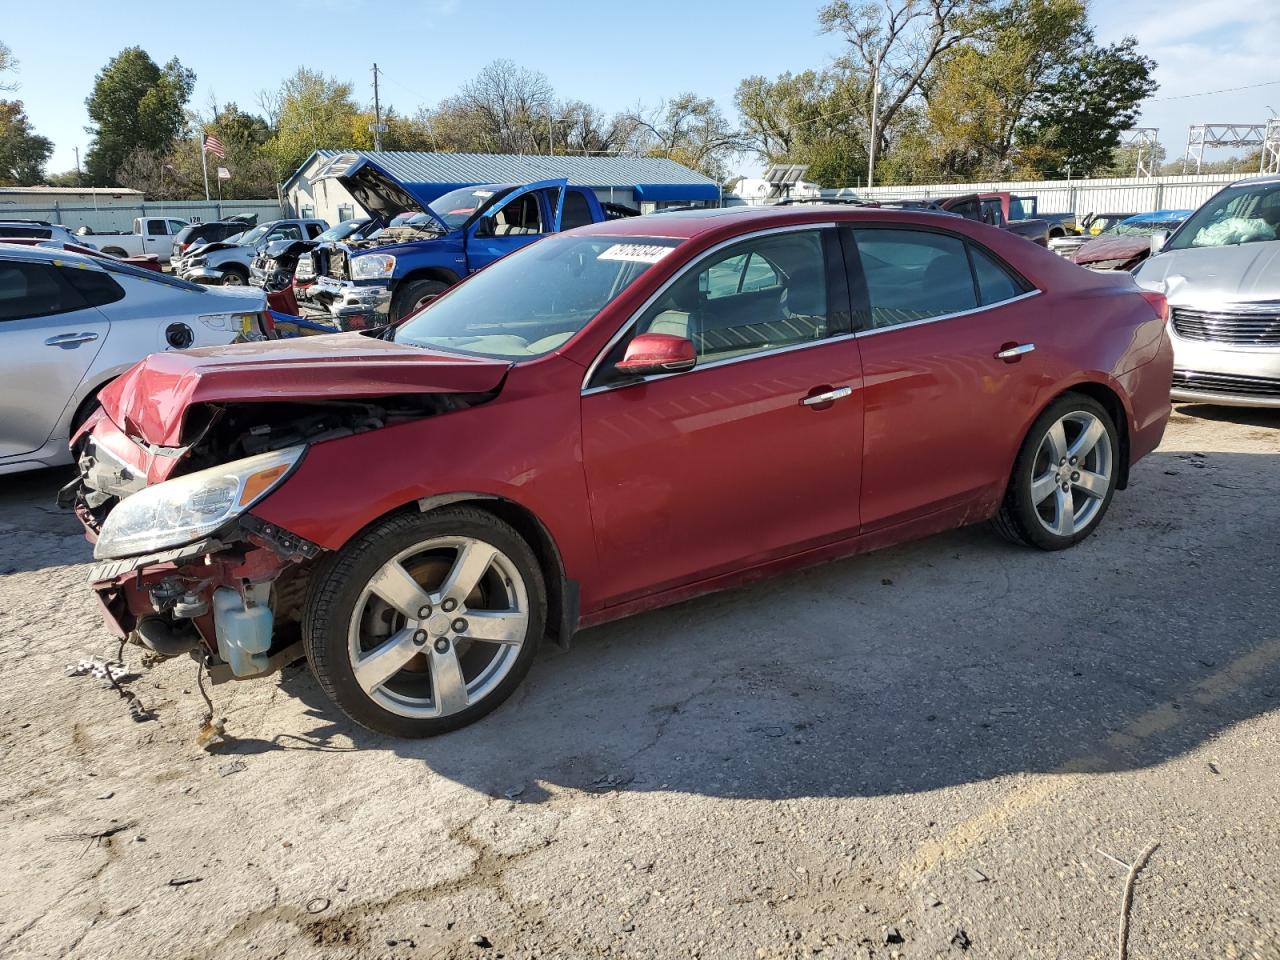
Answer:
[1182,123,1267,174]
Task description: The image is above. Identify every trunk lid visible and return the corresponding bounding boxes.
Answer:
[97,333,512,449]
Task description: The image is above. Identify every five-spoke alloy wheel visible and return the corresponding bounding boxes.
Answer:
[994,393,1120,550]
[304,507,546,736]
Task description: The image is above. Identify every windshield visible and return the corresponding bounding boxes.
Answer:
[1107,216,1188,238]
[1167,182,1280,250]
[318,219,368,241]
[393,234,680,358]
[238,225,271,246]
[427,185,508,230]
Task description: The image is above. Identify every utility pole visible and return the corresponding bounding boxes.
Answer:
[867,61,881,190]
[371,63,384,152]
[73,147,81,186]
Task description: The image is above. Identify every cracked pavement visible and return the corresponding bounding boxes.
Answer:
[1,403,1278,959]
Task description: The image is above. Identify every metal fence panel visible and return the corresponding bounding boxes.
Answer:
[0,199,284,233]
[849,174,1239,216]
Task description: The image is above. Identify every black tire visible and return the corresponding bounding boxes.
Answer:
[220,266,249,286]
[992,392,1120,550]
[303,507,546,737]
[391,278,449,322]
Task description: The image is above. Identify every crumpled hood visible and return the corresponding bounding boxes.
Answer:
[1135,240,1280,303]
[97,333,512,448]
[1072,235,1148,266]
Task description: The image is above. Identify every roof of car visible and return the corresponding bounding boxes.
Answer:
[0,242,105,268]
[573,203,978,240]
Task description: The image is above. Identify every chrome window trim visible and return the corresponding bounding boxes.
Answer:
[851,288,1042,339]
[581,330,863,396]
[579,222,838,393]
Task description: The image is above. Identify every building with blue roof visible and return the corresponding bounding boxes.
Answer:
[282,150,722,224]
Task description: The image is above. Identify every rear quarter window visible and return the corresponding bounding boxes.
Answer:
[561,191,595,229]
[61,266,126,307]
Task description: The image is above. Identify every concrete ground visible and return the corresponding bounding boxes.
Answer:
[1,404,1277,960]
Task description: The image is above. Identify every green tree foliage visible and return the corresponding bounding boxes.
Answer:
[736,70,869,185]
[84,47,194,185]
[0,100,52,184]
[1015,37,1158,177]
[262,68,363,181]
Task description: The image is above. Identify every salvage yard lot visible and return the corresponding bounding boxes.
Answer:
[1,405,1278,960]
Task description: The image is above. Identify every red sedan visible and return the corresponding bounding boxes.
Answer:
[69,206,1173,736]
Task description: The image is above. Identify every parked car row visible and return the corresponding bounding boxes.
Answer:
[172,219,330,286]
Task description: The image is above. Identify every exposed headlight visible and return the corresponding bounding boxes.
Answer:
[351,253,396,279]
[94,446,305,559]
[295,256,315,279]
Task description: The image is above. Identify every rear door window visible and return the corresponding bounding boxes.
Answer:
[852,229,977,328]
[969,246,1026,305]
[561,191,595,229]
[0,260,89,321]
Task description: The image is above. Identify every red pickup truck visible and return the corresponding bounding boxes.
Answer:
[936,192,1050,246]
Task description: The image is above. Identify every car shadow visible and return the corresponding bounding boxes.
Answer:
[268,448,1280,803]
[1173,402,1280,430]
[0,464,86,575]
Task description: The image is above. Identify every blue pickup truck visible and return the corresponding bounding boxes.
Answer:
[296,154,634,328]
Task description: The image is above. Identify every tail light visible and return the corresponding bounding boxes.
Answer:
[178,241,190,253]
[1140,291,1168,323]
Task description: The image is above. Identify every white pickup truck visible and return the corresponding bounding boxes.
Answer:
[82,217,189,263]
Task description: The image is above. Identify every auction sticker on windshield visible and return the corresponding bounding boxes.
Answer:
[598,243,676,264]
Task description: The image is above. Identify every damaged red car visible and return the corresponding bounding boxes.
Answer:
[67,206,1173,737]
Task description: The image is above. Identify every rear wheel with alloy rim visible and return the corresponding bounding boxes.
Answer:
[993,393,1120,550]
[304,508,546,736]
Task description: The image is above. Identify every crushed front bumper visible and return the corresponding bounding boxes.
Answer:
[186,267,227,285]
[297,276,393,330]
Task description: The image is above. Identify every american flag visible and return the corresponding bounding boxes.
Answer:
[202,134,226,159]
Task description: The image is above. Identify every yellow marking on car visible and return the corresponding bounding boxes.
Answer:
[900,637,1280,881]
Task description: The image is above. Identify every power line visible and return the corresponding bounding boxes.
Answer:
[1152,80,1280,101]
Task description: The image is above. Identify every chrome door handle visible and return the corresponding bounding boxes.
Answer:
[801,386,854,406]
[45,332,99,347]
[995,343,1035,359]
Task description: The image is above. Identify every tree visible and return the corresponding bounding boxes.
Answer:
[264,68,363,180]
[736,69,870,186]
[425,59,556,154]
[818,0,991,175]
[624,93,743,180]
[1015,36,1157,176]
[0,100,52,185]
[0,41,18,93]
[924,0,1088,179]
[84,48,194,186]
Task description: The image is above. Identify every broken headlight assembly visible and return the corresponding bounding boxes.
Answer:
[350,253,396,280]
[93,446,306,560]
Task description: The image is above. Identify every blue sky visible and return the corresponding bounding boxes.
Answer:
[6,0,1280,180]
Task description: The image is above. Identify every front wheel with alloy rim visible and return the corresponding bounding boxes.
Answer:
[993,393,1120,550]
[303,508,546,736]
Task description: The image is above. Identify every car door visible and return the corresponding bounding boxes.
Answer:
[846,225,1043,532]
[143,218,169,253]
[0,258,109,457]
[465,179,567,273]
[580,227,863,606]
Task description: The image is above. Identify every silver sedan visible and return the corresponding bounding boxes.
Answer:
[1136,174,1280,408]
[0,244,269,475]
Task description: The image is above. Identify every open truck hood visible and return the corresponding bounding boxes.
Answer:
[314,153,451,234]
[97,333,512,449]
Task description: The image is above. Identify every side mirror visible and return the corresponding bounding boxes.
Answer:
[614,333,696,377]
[1149,229,1169,255]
